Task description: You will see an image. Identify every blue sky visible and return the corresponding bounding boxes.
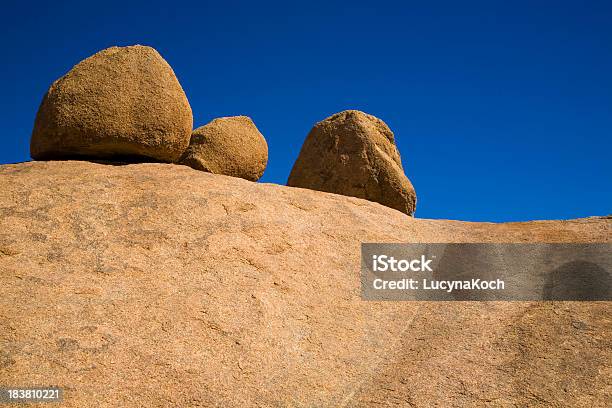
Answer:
[1,1,610,221]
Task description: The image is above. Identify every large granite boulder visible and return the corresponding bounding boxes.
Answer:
[30,45,193,162]
[180,116,268,181]
[287,110,417,215]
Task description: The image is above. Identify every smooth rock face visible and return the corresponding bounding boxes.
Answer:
[180,116,268,181]
[30,45,193,162]
[287,110,417,215]
[1,161,610,408]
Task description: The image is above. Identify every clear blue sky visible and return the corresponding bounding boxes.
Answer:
[1,1,610,222]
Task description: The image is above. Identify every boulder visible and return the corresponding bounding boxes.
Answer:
[30,45,193,162]
[287,110,417,215]
[180,116,268,181]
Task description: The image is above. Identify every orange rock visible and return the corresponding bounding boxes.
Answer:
[181,116,268,181]
[288,110,417,215]
[30,45,193,162]
[0,160,608,407]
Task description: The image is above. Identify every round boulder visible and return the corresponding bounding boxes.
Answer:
[180,116,268,181]
[287,110,417,215]
[31,45,193,162]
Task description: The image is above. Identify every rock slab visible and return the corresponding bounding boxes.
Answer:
[30,45,193,162]
[0,161,609,407]
[288,110,417,215]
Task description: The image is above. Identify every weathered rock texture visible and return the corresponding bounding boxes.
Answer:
[288,110,417,215]
[180,116,268,181]
[1,161,610,408]
[30,45,193,162]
